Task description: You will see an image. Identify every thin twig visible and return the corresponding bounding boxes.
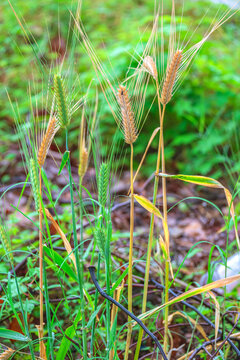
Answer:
[88,266,168,360]
[210,312,240,359]
[55,326,80,348]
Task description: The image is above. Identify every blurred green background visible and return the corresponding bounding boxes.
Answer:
[1,0,240,186]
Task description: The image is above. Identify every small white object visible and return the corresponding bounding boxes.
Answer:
[200,253,240,292]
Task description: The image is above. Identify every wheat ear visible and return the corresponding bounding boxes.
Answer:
[161,50,182,105]
[78,110,89,179]
[54,75,70,128]
[0,343,14,359]
[0,223,13,262]
[38,117,59,168]
[29,158,40,211]
[78,145,88,178]
[142,56,158,80]
[117,85,137,144]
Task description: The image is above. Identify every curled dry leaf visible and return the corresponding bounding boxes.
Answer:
[167,311,209,342]
[43,208,77,270]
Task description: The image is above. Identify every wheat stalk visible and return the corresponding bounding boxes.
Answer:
[117,85,138,145]
[161,50,182,105]
[37,115,59,360]
[38,116,59,168]
[117,85,137,359]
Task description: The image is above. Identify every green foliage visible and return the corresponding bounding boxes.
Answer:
[1,0,240,178]
[0,328,29,342]
[1,1,240,359]
[58,150,70,175]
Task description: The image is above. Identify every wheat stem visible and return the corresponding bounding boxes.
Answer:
[160,104,170,355]
[38,170,45,359]
[124,143,134,360]
[134,80,163,360]
[117,84,136,358]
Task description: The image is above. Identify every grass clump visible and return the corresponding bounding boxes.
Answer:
[1,1,240,360]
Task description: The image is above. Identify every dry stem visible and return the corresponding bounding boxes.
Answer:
[124,143,134,360]
[38,171,45,359]
[134,80,162,359]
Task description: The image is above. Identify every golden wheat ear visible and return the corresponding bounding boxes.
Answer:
[117,85,138,144]
[38,116,59,168]
[142,56,158,81]
[161,50,182,105]
[79,144,89,178]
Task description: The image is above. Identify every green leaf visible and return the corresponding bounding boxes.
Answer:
[56,309,82,360]
[86,304,102,328]
[44,246,77,282]
[58,151,70,175]
[0,328,29,342]
[41,168,52,202]
[112,267,129,292]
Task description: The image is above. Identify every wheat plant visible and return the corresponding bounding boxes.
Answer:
[2,0,240,359]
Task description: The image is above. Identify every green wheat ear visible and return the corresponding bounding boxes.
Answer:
[29,158,40,211]
[98,162,109,208]
[0,221,13,262]
[94,227,106,260]
[54,74,70,128]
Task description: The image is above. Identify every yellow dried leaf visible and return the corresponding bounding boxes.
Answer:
[207,291,220,346]
[167,311,209,341]
[158,173,239,249]
[133,194,163,219]
[137,274,240,323]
